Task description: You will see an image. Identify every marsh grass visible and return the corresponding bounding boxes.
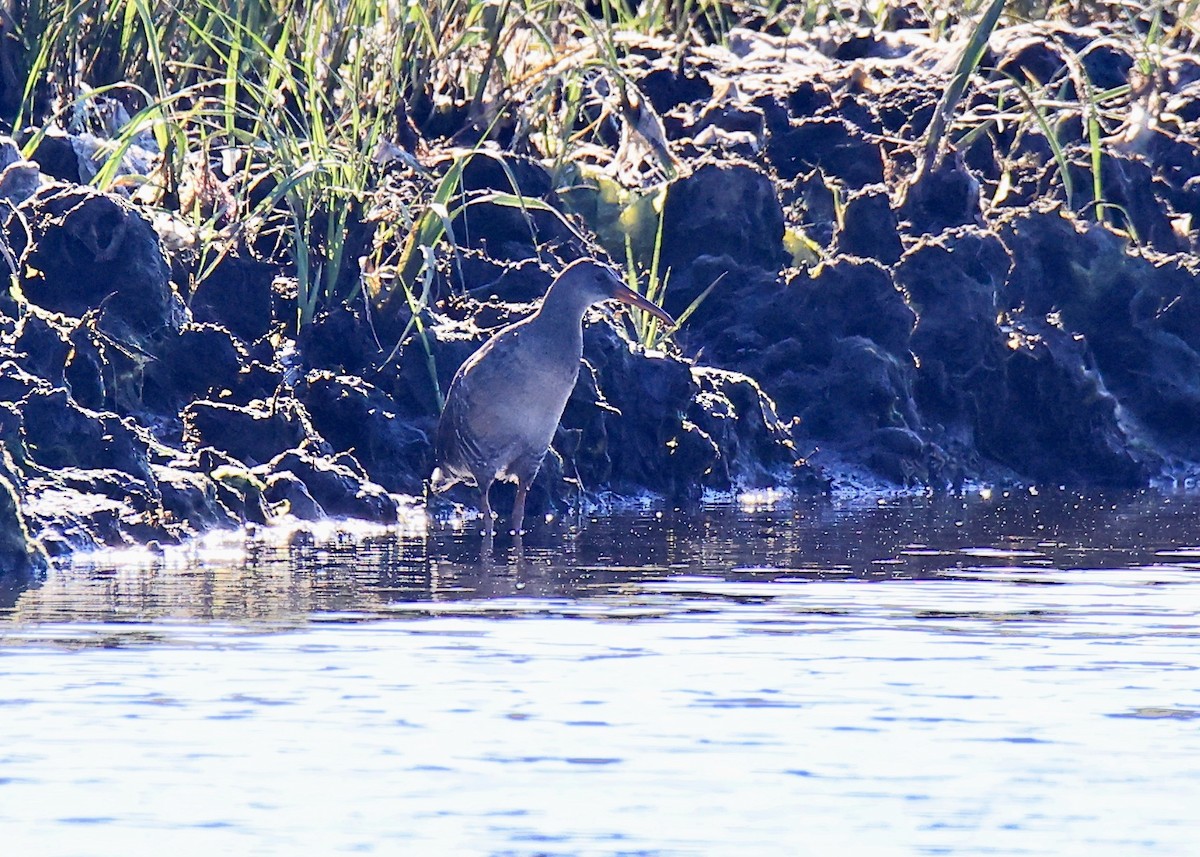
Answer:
[621,189,671,350]
[916,0,1007,180]
[955,29,1139,232]
[613,185,724,351]
[11,1,701,324]
[4,0,1185,342]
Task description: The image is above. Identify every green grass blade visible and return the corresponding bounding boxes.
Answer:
[919,0,1006,175]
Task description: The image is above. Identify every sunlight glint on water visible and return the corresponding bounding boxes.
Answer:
[1,492,1199,855]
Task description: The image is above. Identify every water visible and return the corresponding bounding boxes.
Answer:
[2,489,1200,855]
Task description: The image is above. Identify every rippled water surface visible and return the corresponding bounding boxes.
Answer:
[3,490,1200,855]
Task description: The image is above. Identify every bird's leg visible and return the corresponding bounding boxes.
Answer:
[479,478,495,538]
[511,480,529,536]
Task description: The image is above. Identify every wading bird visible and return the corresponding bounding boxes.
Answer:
[431,259,675,536]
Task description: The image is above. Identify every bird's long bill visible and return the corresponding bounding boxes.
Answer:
[611,283,676,327]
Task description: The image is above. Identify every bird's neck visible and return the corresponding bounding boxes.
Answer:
[534,279,594,331]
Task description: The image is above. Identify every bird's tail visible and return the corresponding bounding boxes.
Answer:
[429,466,459,495]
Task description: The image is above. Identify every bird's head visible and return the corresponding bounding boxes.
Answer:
[556,258,675,326]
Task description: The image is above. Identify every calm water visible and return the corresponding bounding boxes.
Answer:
[2,489,1199,855]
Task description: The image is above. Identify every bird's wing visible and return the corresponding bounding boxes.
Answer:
[434,382,487,473]
[434,329,521,479]
[434,320,581,484]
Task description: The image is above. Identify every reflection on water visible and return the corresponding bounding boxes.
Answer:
[10,488,1200,625]
[2,490,1200,855]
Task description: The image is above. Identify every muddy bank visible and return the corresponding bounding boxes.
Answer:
[3,13,1200,572]
[0,178,818,573]
[636,17,1200,489]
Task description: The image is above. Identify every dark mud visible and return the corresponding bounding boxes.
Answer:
[4,16,1200,572]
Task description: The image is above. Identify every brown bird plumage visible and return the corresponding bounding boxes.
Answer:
[431,259,674,536]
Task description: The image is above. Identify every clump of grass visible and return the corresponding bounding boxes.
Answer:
[8,1,690,330]
[915,0,1007,181]
[622,188,672,350]
[949,23,1140,235]
[611,184,721,352]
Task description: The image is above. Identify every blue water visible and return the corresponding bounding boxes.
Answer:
[2,490,1199,855]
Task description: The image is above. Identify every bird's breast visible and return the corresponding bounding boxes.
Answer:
[448,331,582,474]
[504,347,581,429]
